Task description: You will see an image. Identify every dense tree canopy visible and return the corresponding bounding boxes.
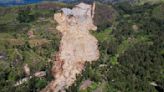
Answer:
[0,1,163,92]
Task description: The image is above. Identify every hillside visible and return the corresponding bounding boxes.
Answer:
[0,1,164,92]
[1,0,164,6]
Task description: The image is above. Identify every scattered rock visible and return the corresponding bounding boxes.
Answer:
[24,64,30,76]
[27,30,34,38]
[34,71,46,77]
[132,24,139,31]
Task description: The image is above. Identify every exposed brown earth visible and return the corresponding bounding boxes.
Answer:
[41,2,99,92]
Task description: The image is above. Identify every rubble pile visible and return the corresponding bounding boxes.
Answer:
[42,2,99,92]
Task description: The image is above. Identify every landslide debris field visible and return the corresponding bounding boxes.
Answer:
[42,3,99,92]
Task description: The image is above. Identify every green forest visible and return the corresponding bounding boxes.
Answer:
[0,1,163,92]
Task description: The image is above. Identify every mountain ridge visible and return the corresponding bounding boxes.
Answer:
[1,0,163,6]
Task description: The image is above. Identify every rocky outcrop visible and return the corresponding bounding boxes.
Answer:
[42,2,99,92]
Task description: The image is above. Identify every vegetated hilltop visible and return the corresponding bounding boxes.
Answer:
[0,1,164,92]
[64,0,164,4]
[0,0,163,6]
[0,2,65,92]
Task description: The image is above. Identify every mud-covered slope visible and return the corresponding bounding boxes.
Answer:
[41,2,99,92]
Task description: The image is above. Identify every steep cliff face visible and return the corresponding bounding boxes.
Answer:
[41,2,99,92]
